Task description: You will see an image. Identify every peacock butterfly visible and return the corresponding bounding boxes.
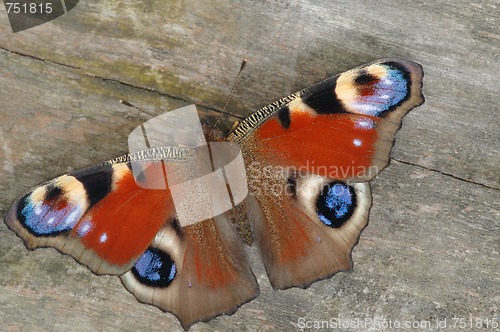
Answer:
[5,59,424,329]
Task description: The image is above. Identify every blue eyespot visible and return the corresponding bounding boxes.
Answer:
[132,248,177,288]
[354,64,409,116]
[17,190,82,236]
[316,181,356,228]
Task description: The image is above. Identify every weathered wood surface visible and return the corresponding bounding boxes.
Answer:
[0,1,498,331]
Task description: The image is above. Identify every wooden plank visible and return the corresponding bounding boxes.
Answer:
[1,0,498,331]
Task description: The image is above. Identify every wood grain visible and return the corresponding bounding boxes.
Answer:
[0,1,498,331]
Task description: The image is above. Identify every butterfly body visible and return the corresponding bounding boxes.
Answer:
[5,59,424,329]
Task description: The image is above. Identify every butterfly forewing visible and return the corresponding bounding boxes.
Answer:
[231,59,424,181]
[5,153,183,275]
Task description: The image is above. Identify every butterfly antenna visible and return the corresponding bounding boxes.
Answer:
[212,59,247,131]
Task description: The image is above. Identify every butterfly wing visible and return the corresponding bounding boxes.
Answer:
[5,147,259,327]
[5,155,179,275]
[231,58,424,181]
[121,214,258,329]
[231,59,424,289]
[248,174,372,289]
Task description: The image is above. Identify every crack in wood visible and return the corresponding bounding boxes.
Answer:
[0,46,245,120]
[392,158,499,190]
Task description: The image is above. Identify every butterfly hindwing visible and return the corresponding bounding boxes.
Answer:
[248,171,371,289]
[120,214,259,330]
